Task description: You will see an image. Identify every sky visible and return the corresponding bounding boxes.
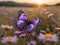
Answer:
[0,0,60,5]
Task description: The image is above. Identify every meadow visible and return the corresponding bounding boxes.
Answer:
[0,6,60,45]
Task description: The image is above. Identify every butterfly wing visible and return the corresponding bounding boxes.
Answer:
[26,24,35,32]
[16,10,28,29]
[18,10,28,21]
[16,20,26,29]
[31,18,42,25]
[26,18,42,32]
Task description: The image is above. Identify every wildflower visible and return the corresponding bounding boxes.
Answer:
[14,30,23,36]
[27,40,36,45]
[19,33,26,37]
[40,30,46,34]
[48,13,54,18]
[14,30,27,37]
[55,27,60,30]
[28,32,36,36]
[37,33,46,42]
[45,33,52,38]
[1,24,13,30]
[30,32,35,36]
[51,34,58,42]
[37,33,58,43]
[1,36,18,43]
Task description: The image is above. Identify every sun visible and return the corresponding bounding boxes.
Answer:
[34,0,45,4]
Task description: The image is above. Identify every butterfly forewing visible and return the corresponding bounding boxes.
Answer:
[16,10,28,29]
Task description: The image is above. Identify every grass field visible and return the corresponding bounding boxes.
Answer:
[0,6,60,45]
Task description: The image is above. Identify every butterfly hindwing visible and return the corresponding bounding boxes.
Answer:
[26,24,35,32]
[16,20,26,29]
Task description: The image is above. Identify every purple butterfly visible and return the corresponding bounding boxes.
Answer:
[16,10,42,32]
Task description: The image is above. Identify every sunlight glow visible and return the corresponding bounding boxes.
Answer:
[34,0,45,4]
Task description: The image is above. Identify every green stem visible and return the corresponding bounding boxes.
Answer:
[51,17,60,27]
[45,41,51,45]
[54,43,57,45]
[4,31,8,36]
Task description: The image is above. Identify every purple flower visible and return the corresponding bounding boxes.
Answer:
[28,32,36,36]
[37,33,58,43]
[14,30,23,35]
[1,36,18,43]
[37,33,46,42]
[31,32,36,36]
[19,33,26,37]
[27,40,36,45]
[0,24,13,30]
[50,34,58,42]
[40,30,46,33]
[14,30,27,37]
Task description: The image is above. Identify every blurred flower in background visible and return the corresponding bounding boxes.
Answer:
[37,33,58,43]
[48,13,54,18]
[14,30,23,36]
[26,31,36,36]
[14,30,26,37]
[55,27,60,31]
[1,36,18,43]
[19,33,26,37]
[1,24,13,30]
[14,30,36,37]
[27,40,36,45]
[40,30,46,34]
